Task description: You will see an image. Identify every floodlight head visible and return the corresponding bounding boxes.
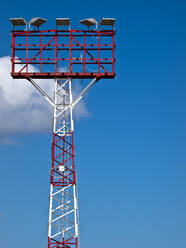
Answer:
[56,18,70,26]
[29,17,47,29]
[100,18,115,28]
[80,18,97,29]
[10,18,27,30]
[56,18,71,30]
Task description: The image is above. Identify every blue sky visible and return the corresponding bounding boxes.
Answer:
[0,0,186,247]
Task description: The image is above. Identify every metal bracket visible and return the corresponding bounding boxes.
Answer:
[27,77,99,110]
[27,78,56,107]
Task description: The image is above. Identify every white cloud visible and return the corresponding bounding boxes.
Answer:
[72,81,90,120]
[0,56,89,144]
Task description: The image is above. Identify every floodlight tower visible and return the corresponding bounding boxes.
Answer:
[10,17,116,248]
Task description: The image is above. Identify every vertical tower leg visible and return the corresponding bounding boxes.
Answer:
[48,79,79,248]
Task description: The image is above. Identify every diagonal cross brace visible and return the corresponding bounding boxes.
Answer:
[27,77,99,113]
[27,78,56,107]
[71,35,109,73]
[19,35,56,73]
[55,77,99,118]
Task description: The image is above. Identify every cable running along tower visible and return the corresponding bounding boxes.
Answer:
[10,17,116,248]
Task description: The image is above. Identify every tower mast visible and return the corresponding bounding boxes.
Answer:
[10,17,115,248]
[48,79,78,248]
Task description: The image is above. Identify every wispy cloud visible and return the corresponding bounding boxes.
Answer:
[0,56,89,144]
[72,80,90,120]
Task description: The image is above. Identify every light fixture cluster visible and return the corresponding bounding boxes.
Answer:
[10,17,115,30]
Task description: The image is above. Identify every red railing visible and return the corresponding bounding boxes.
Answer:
[11,29,115,79]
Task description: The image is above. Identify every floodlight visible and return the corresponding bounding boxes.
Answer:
[56,18,70,26]
[100,18,115,26]
[80,18,97,29]
[29,17,47,29]
[10,18,27,29]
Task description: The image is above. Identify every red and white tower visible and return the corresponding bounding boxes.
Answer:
[10,17,115,248]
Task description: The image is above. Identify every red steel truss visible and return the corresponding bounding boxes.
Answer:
[51,132,76,187]
[11,29,115,79]
[48,236,77,248]
[49,130,78,248]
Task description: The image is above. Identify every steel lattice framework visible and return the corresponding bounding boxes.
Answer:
[10,22,115,248]
[48,79,78,248]
[11,29,115,79]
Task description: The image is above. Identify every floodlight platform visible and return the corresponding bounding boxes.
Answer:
[11,29,115,80]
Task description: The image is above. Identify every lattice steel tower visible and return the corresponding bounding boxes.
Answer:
[10,17,116,248]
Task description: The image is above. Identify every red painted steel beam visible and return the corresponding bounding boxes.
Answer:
[11,72,116,79]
